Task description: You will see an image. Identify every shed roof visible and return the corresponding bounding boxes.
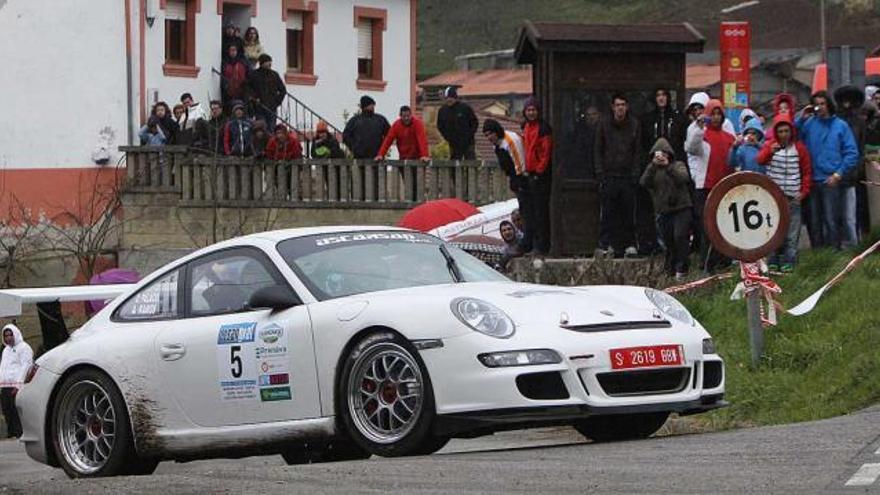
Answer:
[516,21,705,63]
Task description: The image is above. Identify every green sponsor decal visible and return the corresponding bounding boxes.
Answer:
[260,386,292,402]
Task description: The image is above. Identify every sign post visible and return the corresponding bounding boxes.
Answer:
[720,21,751,130]
[704,172,789,368]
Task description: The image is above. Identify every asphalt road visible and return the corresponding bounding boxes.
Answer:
[3,408,880,494]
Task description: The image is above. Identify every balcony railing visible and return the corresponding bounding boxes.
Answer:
[120,146,512,208]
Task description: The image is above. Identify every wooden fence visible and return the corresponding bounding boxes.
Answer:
[121,147,512,208]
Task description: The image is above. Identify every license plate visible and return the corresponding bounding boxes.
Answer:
[610,345,684,370]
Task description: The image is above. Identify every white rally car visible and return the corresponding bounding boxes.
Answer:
[13,226,725,477]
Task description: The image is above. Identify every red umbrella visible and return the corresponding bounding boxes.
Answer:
[398,198,480,232]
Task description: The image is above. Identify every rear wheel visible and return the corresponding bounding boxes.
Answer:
[51,369,156,478]
[339,332,448,457]
[574,412,670,443]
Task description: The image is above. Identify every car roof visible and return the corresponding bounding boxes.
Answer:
[242,225,411,242]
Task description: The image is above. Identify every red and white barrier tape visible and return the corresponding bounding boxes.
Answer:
[663,272,734,294]
[0,382,22,387]
[740,261,783,326]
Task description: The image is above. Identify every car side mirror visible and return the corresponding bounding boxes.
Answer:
[248,285,301,311]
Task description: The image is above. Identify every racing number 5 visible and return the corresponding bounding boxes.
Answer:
[230,345,242,378]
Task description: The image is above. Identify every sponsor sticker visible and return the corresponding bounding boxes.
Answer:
[260,386,292,402]
[314,232,432,247]
[217,322,257,345]
[259,323,284,344]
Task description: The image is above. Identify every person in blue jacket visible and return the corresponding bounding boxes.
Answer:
[728,118,765,174]
[795,90,860,249]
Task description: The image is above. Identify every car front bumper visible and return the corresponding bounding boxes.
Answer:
[418,329,726,436]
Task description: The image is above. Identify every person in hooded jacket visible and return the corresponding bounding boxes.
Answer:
[223,101,254,156]
[521,97,553,255]
[796,90,860,249]
[728,118,765,173]
[595,93,641,257]
[685,98,736,271]
[265,124,303,160]
[834,85,869,238]
[221,45,250,107]
[638,88,685,255]
[436,87,479,160]
[766,93,796,141]
[757,114,812,271]
[640,138,693,279]
[0,323,33,438]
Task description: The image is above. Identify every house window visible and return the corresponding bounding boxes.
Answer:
[357,19,374,79]
[162,0,200,77]
[283,1,318,85]
[353,7,387,91]
[165,0,187,64]
[286,12,304,72]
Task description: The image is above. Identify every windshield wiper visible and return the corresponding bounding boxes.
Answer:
[439,244,463,283]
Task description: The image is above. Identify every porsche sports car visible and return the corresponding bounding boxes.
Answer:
[13,226,726,478]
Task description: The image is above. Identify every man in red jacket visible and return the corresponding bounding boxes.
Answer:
[757,114,812,271]
[521,97,553,255]
[375,106,429,161]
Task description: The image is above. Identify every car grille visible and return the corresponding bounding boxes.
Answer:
[596,368,690,397]
[516,371,570,400]
[703,361,723,389]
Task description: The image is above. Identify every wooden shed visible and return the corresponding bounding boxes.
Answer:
[515,22,705,256]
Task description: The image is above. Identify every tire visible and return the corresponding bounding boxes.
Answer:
[338,331,447,457]
[51,369,154,478]
[574,412,670,443]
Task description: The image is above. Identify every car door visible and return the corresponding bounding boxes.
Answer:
[154,246,321,428]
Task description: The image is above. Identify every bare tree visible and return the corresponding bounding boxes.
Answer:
[0,194,50,288]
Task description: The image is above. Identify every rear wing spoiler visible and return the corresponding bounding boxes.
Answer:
[0,284,136,318]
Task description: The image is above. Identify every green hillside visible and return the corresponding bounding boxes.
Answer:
[417,0,880,77]
[679,240,880,429]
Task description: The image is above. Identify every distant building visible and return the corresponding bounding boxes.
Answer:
[0,0,416,219]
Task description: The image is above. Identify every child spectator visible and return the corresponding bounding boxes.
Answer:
[312,121,344,158]
[728,119,765,173]
[757,115,812,271]
[640,138,693,280]
[265,124,303,160]
[223,101,253,156]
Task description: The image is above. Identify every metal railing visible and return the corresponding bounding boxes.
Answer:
[121,147,512,208]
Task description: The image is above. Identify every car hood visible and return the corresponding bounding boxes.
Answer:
[363,281,665,329]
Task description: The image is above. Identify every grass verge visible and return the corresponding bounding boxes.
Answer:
[678,238,880,430]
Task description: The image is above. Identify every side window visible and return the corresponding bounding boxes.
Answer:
[117,270,180,321]
[188,251,279,317]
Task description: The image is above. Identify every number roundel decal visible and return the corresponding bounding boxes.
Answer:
[704,172,790,262]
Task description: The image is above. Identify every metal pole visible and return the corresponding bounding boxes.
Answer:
[820,0,827,62]
[746,290,763,368]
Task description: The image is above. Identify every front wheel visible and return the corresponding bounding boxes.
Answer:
[574,412,670,443]
[51,369,155,478]
[339,332,447,457]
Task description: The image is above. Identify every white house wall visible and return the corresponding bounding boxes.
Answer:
[0,0,130,170]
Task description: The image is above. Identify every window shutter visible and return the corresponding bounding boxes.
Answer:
[357,19,373,59]
[165,0,187,21]
[286,11,304,30]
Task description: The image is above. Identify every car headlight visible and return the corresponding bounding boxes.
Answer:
[645,288,694,326]
[478,349,561,368]
[702,338,716,354]
[451,297,515,338]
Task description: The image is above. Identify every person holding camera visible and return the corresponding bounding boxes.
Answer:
[796,91,859,250]
[640,138,693,280]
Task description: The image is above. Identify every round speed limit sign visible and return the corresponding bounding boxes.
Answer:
[704,172,790,262]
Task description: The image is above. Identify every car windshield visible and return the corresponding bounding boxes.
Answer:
[277,231,508,301]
